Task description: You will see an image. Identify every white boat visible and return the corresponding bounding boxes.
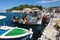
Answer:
[0,15,6,19]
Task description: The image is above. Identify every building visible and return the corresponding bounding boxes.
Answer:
[11,10,21,13]
[23,8,32,13]
[22,7,41,14]
[49,6,60,13]
[43,7,49,13]
[31,7,41,13]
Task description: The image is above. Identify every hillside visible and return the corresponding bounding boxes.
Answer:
[6,4,43,11]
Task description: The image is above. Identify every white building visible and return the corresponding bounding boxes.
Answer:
[31,7,41,13]
[12,10,21,13]
[23,8,32,13]
[43,8,49,13]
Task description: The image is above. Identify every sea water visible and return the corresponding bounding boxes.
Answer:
[0,12,21,26]
[0,29,7,35]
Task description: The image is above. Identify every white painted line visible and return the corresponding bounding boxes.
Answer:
[0,27,30,38]
[1,28,15,36]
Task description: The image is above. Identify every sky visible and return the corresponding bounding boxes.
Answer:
[0,0,60,10]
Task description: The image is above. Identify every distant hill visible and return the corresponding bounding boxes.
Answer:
[49,6,60,8]
[6,4,43,11]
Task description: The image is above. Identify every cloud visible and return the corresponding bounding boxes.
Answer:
[36,0,60,3]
